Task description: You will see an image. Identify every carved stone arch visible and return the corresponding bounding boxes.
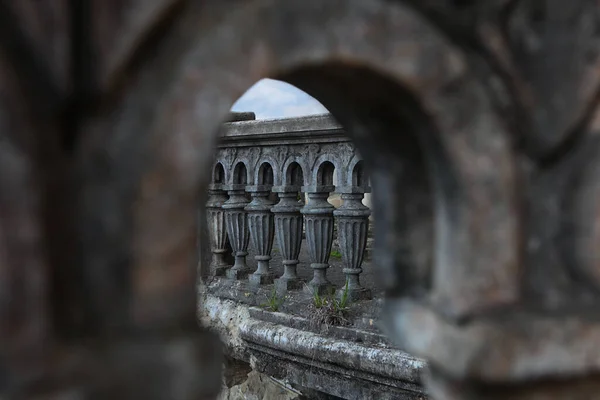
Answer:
[311,153,341,188]
[233,148,262,186]
[230,160,250,185]
[212,161,226,185]
[254,155,280,186]
[347,154,366,188]
[100,0,519,386]
[146,0,520,318]
[282,156,309,187]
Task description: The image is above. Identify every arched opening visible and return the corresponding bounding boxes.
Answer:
[316,161,335,187]
[207,67,441,299]
[257,162,274,186]
[57,3,520,398]
[194,7,507,389]
[286,162,304,187]
[232,162,248,185]
[276,64,441,298]
[203,70,438,397]
[213,162,225,184]
[352,161,365,187]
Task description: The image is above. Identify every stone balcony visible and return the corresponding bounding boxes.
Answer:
[198,113,426,399]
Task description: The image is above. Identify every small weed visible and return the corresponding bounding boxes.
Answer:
[337,280,350,310]
[312,288,327,308]
[260,287,284,312]
[329,249,342,259]
[308,281,350,327]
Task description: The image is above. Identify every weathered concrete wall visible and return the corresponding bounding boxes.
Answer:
[199,289,425,399]
[4,1,600,398]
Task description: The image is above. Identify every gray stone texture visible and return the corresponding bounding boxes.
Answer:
[4,1,600,399]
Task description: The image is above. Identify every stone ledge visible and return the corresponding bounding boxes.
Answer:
[199,292,426,399]
[201,277,384,334]
[248,307,388,348]
[249,346,425,400]
[240,316,424,384]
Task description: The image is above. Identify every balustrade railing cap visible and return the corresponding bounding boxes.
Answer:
[224,183,247,191]
[302,185,335,194]
[272,185,302,193]
[336,186,371,194]
[245,185,273,193]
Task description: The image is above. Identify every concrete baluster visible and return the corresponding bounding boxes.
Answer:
[223,184,251,279]
[272,186,304,291]
[246,185,276,285]
[301,185,335,295]
[206,183,230,276]
[334,187,372,301]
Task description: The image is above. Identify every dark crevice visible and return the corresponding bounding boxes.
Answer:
[536,84,600,169]
[62,0,95,154]
[0,1,63,117]
[100,0,187,110]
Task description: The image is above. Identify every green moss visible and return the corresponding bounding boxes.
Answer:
[330,250,342,259]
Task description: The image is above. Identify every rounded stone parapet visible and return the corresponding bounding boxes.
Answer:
[224,183,247,192]
[272,185,302,194]
[301,192,334,216]
[301,185,335,194]
[245,185,273,193]
[336,185,371,194]
[271,199,302,214]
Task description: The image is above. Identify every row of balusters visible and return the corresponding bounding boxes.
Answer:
[206,182,372,301]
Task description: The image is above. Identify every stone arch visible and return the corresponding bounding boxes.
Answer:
[256,161,275,186]
[284,161,305,187]
[212,162,226,184]
[347,154,366,188]
[231,161,249,185]
[102,0,520,360]
[253,156,281,185]
[352,160,365,188]
[282,156,309,187]
[311,154,341,188]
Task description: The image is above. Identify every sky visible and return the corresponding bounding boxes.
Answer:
[231,78,329,119]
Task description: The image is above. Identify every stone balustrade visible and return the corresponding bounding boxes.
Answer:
[205,114,373,300]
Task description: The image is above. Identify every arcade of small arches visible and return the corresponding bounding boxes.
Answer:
[205,113,373,300]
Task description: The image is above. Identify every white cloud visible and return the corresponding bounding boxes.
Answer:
[280,103,329,117]
[231,78,329,119]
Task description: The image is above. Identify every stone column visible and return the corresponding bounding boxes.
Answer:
[223,184,251,280]
[301,185,335,295]
[205,183,229,276]
[334,187,371,301]
[272,186,304,291]
[245,185,275,285]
